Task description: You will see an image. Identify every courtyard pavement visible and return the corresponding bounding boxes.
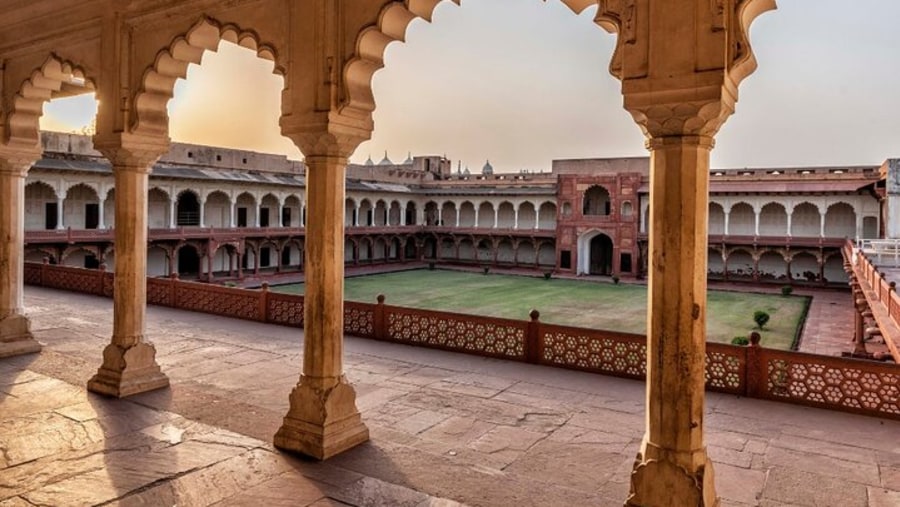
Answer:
[0,286,897,506]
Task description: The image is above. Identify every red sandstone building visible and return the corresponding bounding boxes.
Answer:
[24,132,883,288]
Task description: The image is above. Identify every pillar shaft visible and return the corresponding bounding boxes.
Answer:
[0,154,42,357]
[88,135,169,397]
[629,136,716,506]
[275,154,368,460]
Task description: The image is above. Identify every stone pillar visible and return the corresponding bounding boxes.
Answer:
[56,194,65,230]
[786,212,792,237]
[199,196,206,227]
[169,199,176,228]
[87,134,169,397]
[0,149,43,357]
[437,208,442,226]
[255,203,261,228]
[629,135,718,506]
[98,195,106,229]
[274,152,368,459]
[352,206,359,227]
[514,208,519,229]
[723,211,730,236]
[819,213,826,238]
[473,208,479,228]
[595,1,776,505]
[754,208,760,236]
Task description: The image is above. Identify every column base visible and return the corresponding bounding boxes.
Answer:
[274,375,369,460]
[87,342,169,398]
[626,442,718,507]
[0,313,42,358]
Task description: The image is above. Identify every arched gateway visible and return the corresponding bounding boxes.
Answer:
[577,231,614,276]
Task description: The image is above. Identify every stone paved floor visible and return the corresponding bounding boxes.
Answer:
[1,287,898,506]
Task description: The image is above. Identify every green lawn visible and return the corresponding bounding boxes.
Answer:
[273,270,808,350]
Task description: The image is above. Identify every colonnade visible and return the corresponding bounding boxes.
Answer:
[0,2,777,504]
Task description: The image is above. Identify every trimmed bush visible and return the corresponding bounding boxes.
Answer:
[731,336,750,346]
[781,285,793,297]
[753,310,770,330]
[543,272,552,280]
[612,275,620,285]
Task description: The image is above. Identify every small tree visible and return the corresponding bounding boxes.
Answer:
[780,285,793,297]
[753,310,770,330]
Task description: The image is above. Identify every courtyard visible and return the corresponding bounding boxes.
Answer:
[272,270,810,350]
[0,286,896,506]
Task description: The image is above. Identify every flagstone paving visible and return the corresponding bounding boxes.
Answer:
[0,286,897,506]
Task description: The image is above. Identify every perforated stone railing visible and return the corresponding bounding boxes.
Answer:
[23,261,899,420]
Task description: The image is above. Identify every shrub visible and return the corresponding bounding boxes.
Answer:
[753,310,770,330]
[428,262,436,270]
[781,285,793,297]
[731,336,750,346]
[543,271,552,280]
[612,275,620,285]
[482,266,490,275]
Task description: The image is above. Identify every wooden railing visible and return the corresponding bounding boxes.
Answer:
[23,261,899,421]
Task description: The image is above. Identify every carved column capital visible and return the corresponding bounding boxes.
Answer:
[0,147,42,177]
[93,133,171,172]
[598,0,776,140]
[626,92,733,142]
[281,112,371,160]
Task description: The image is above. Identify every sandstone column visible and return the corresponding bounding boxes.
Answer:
[87,134,170,397]
[595,1,775,505]
[0,149,43,357]
[274,150,368,459]
[628,135,718,506]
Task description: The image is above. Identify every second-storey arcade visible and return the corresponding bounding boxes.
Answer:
[25,132,883,288]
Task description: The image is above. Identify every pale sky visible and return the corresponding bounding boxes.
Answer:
[41,0,900,173]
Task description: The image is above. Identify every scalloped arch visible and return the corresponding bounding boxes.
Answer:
[343,0,601,117]
[133,17,283,137]
[792,201,822,215]
[8,55,95,146]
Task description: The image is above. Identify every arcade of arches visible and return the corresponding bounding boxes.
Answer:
[0,1,791,505]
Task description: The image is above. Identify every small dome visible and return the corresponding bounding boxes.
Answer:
[403,151,413,164]
[379,151,393,166]
[364,154,374,166]
[463,167,471,176]
[482,160,494,175]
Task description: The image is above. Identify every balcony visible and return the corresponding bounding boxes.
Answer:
[3,284,897,505]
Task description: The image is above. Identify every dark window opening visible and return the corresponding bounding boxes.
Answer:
[176,192,201,226]
[281,247,291,267]
[259,208,270,228]
[560,250,572,270]
[45,202,58,230]
[84,254,100,270]
[216,154,222,161]
[187,151,193,158]
[260,247,271,268]
[282,207,292,227]
[178,247,200,275]
[620,253,632,273]
[237,207,248,228]
[85,203,100,230]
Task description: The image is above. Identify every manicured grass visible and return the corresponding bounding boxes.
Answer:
[273,270,808,350]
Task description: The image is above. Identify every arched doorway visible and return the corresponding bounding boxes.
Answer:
[588,234,614,275]
[176,191,201,226]
[177,245,201,276]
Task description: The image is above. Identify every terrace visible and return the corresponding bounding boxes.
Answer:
[2,285,898,506]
